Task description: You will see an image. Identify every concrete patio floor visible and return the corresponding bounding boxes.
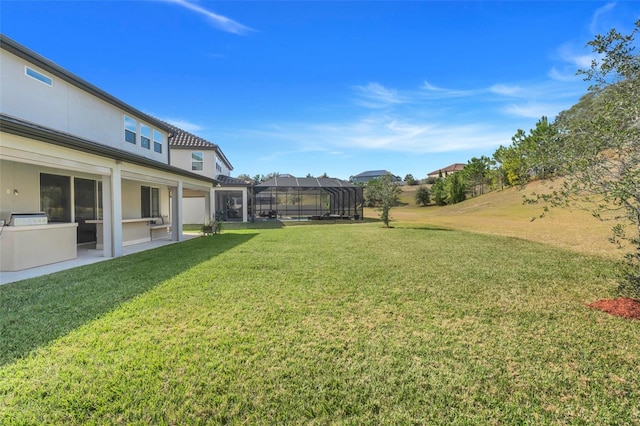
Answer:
[0,233,200,286]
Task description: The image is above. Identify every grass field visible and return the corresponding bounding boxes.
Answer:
[386,181,633,260]
[1,218,639,423]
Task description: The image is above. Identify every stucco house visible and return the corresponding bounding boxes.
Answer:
[165,123,251,223]
[0,35,219,272]
[427,163,466,180]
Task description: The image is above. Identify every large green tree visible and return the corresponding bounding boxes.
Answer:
[537,20,640,295]
[463,156,492,196]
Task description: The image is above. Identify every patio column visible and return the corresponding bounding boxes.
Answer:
[103,163,123,257]
[242,188,248,222]
[172,181,184,242]
[204,188,212,225]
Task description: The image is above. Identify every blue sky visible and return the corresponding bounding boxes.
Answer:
[2,1,639,180]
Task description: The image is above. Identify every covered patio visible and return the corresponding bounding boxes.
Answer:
[0,232,200,286]
[254,175,363,221]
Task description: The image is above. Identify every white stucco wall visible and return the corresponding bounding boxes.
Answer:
[182,197,207,224]
[0,50,169,164]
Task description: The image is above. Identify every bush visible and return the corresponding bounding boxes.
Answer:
[415,186,430,206]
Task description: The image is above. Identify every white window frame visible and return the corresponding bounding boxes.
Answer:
[153,130,163,153]
[124,116,137,144]
[25,66,53,87]
[141,124,151,149]
[191,152,204,171]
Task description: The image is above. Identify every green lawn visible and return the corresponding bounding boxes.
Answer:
[1,224,639,424]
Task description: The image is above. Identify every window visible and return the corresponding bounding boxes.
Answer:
[153,130,163,153]
[141,124,151,149]
[26,66,53,86]
[40,173,71,222]
[216,158,223,173]
[141,186,160,217]
[192,152,204,171]
[124,116,137,144]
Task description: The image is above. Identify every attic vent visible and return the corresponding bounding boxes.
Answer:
[25,66,53,87]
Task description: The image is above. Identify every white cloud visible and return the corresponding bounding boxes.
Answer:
[164,0,253,35]
[590,2,617,34]
[502,102,568,119]
[421,81,483,98]
[489,84,523,96]
[233,112,510,155]
[353,82,407,108]
[161,117,205,133]
[548,66,580,82]
[230,71,588,157]
[555,43,598,69]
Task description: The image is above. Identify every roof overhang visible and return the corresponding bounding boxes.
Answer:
[0,113,219,186]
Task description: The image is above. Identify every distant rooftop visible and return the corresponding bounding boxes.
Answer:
[428,163,466,176]
[352,170,394,178]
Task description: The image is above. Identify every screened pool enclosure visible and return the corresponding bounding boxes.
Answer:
[254,175,363,221]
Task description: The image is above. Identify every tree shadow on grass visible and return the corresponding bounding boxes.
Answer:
[0,233,256,366]
[399,225,454,232]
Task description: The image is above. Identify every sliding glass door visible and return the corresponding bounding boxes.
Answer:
[74,178,97,244]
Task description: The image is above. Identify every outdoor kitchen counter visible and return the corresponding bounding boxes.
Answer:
[86,218,168,249]
[0,223,78,272]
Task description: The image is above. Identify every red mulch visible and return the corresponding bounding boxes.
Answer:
[587,298,640,320]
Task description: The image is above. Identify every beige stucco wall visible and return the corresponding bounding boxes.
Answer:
[170,148,231,178]
[121,179,170,220]
[1,133,211,226]
[0,159,106,223]
[0,223,77,271]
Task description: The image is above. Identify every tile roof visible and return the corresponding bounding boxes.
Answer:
[159,120,233,170]
[215,174,251,186]
[428,163,466,176]
[162,121,219,149]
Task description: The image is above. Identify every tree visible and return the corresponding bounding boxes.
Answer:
[366,174,402,227]
[504,129,529,185]
[463,156,491,196]
[526,116,559,180]
[534,20,640,295]
[415,186,430,206]
[430,178,447,206]
[444,172,467,204]
[404,174,418,185]
[236,173,252,182]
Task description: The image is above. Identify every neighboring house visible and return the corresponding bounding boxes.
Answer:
[165,123,251,223]
[427,163,466,180]
[0,35,218,272]
[350,170,401,184]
